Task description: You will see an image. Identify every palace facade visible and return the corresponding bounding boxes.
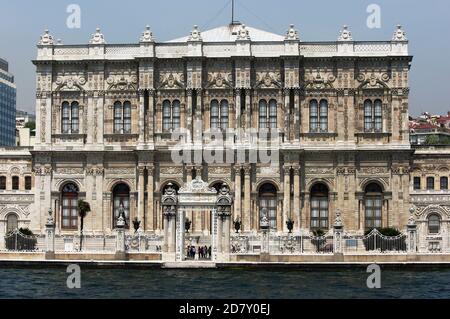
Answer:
[0,22,449,254]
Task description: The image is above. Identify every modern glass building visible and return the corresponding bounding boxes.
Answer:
[0,58,16,146]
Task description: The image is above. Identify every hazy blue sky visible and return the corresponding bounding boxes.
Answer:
[1,0,449,115]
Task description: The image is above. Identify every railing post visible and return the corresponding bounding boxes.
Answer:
[407,208,417,254]
[115,215,126,260]
[45,209,55,259]
[333,209,344,255]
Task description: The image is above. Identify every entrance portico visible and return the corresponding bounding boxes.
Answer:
[161,177,233,262]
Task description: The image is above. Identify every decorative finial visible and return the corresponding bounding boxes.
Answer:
[408,206,416,226]
[334,209,343,227]
[236,24,250,41]
[338,25,353,41]
[140,25,154,42]
[392,24,407,41]
[89,27,106,44]
[188,25,202,41]
[285,24,299,40]
[38,29,54,45]
[46,208,54,225]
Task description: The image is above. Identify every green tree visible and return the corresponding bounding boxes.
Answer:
[24,121,36,131]
[77,200,91,251]
[425,135,440,145]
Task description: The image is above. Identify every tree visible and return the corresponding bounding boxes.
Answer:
[24,121,36,131]
[425,135,440,145]
[77,200,91,251]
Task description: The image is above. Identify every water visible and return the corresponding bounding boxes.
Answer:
[0,266,449,298]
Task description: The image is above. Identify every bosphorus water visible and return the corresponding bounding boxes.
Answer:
[0,266,449,298]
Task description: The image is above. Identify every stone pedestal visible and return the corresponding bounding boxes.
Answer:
[407,223,417,253]
[115,216,126,260]
[45,209,55,260]
[333,209,344,255]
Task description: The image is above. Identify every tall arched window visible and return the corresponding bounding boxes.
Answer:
[364,99,383,132]
[310,183,329,229]
[269,99,277,129]
[364,99,373,131]
[210,100,219,129]
[258,99,277,129]
[162,100,171,131]
[309,100,318,132]
[61,183,79,230]
[25,176,32,190]
[220,100,229,130]
[259,99,268,129]
[0,176,6,190]
[62,101,80,134]
[113,183,130,228]
[6,214,18,233]
[114,101,132,134]
[319,99,328,132]
[172,100,181,130]
[428,214,441,234]
[258,183,277,230]
[440,177,448,190]
[364,183,383,229]
[12,176,19,190]
[427,177,435,190]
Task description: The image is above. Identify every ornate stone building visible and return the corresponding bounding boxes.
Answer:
[2,22,448,254]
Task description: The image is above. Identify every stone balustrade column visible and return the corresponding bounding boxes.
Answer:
[45,209,55,260]
[243,166,251,232]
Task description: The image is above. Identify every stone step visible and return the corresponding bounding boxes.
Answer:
[162,261,217,269]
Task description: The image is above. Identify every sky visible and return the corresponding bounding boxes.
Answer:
[0,0,449,116]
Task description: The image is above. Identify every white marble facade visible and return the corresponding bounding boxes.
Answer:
[1,23,447,251]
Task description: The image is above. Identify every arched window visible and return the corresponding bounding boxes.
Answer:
[427,177,435,190]
[364,99,383,132]
[61,183,79,229]
[440,177,448,190]
[364,99,373,132]
[25,176,32,190]
[413,176,421,190]
[123,101,131,134]
[61,101,80,134]
[310,183,329,229]
[364,183,383,229]
[172,100,181,130]
[0,176,6,190]
[269,99,277,129]
[319,99,328,132]
[162,100,171,131]
[113,183,130,228]
[210,100,219,129]
[114,101,132,134]
[259,99,268,129]
[220,100,229,130]
[12,176,19,190]
[309,100,318,132]
[258,183,277,230]
[428,214,441,234]
[6,214,18,233]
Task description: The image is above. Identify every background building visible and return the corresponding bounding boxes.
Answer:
[0,58,16,146]
[15,110,36,147]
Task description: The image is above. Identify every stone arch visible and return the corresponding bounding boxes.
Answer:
[105,179,134,193]
[417,204,450,220]
[160,180,181,193]
[209,179,230,191]
[57,179,82,192]
[0,206,25,220]
[9,166,22,176]
[256,179,281,192]
[306,178,333,193]
[360,179,386,193]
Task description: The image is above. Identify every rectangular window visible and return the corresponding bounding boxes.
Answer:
[365,197,382,229]
[62,197,78,229]
[427,177,435,190]
[440,177,448,190]
[25,176,32,190]
[413,177,421,190]
[12,176,19,190]
[0,176,6,190]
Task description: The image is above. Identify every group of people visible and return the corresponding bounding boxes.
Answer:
[186,245,212,259]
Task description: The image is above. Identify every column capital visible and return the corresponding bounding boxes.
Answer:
[137,166,146,175]
[292,165,301,175]
[283,165,291,175]
[234,165,242,174]
[243,165,251,175]
[146,165,155,174]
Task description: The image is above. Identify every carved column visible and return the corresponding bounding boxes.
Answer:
[146,165,154,231]
[293,165,301,231]
[137,166,145,228]
[148,90,155,143]
[138,90,145,144]
[243,165,251,232]
[235,89,241,128]
[283,165,291,232]
[284,89,290,141]
[234,166,242,222]
[294,89,300,140]
[186,89,193,138]
[245,89,251,130]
